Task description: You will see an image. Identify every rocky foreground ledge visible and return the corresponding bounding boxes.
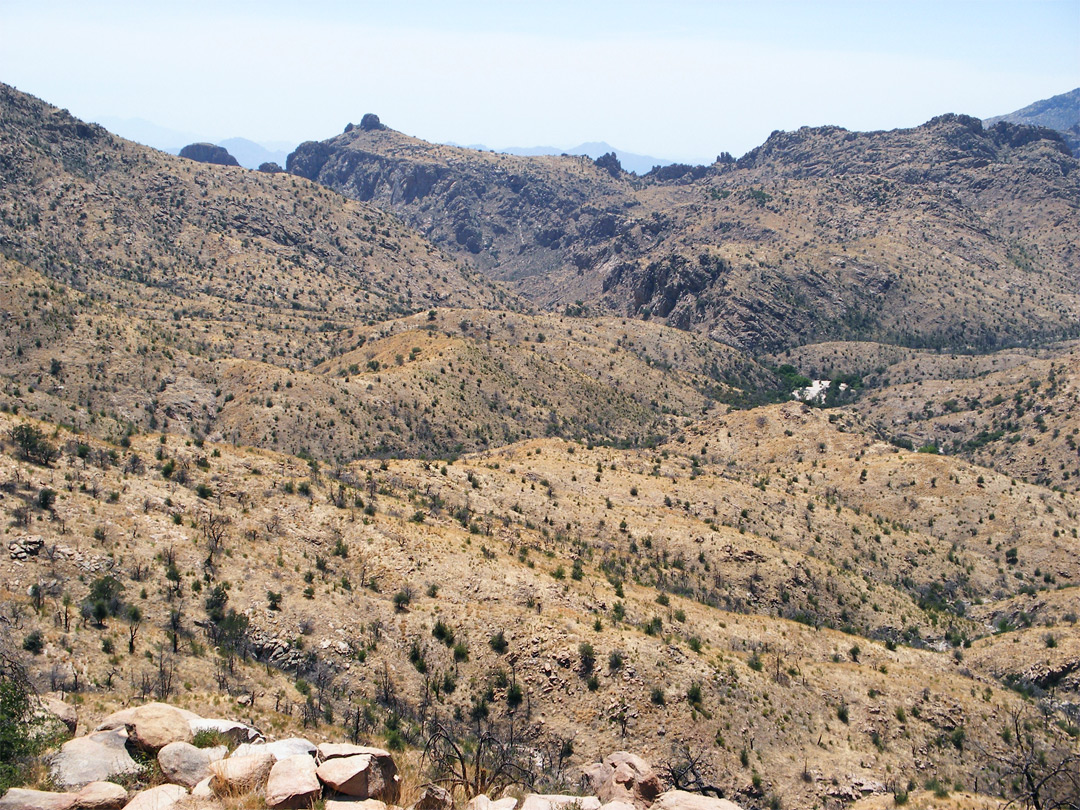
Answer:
[0,702,743,810]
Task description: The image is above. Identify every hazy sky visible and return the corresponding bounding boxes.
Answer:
[1,0,1077,163]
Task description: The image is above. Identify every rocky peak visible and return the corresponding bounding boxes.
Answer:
[178,142,240,167]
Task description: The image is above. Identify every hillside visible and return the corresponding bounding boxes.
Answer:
[0,84,775,461]
[2,406,1078,808]
[1,83,1079,810]
[764,340,1080,493]
[0,82,512,344]
[288,115,1080,353]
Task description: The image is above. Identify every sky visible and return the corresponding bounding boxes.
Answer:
[1,0,1077,164]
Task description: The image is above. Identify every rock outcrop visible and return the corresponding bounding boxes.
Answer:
[30,703,750,810]
[178,143,240,167]
[581,752,662,809]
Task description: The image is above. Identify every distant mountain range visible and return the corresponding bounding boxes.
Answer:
[93,116,295,169]
[453,140,675,175]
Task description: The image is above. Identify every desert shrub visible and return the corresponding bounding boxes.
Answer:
[21,632,43,655]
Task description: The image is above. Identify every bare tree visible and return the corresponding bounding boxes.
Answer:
[422,708,538,801]
[978,706,1080,810]
[662,743,728,798]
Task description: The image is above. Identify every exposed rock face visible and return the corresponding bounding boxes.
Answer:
[985,87,1080,155]
[178,143,240,167]
[36,706,736,810]
[258,162,283,173]
[190,780,213,800]
[264,755,321,809]
[157,741,227,788]
[50,729,142,789]
[96,703,195,753]
[360,114,386,132]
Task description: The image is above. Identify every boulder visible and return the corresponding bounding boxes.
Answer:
[96,703,195,753]
[264,755,321,809]
[464,798,517,810]
[121,785,187,810]
[258,162,283,173]
[189,717,263,745]
[0,789,77,810]
[35,693,78,735]
[73,783,128,810]
[650,792,744,810]
[519,797,601,810]
[233,738,315,761]
[410,785,453,810]
[157,741,227,788]
[579,762,612,795]
[315,752,399,802]
[316,744,391,761]
[208,752,275,795]
[50,729,142,789]
[595,753,660,809]
[190,779,213,800]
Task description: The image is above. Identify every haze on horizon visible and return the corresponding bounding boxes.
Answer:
[1,0,1077,165]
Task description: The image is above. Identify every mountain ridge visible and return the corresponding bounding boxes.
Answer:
[287,113,1080,354]
[984,87,1079,155]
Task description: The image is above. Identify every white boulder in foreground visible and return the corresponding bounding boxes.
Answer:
[49,729,141,789]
